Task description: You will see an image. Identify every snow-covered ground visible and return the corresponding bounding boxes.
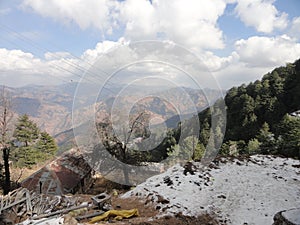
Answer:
[122,155,300,225]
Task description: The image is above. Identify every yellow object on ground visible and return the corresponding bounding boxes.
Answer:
[112,189,118,196]
[68,207,88,217]
[89,208,139,223]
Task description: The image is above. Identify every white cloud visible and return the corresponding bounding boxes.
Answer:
[0,48,42,71]
[214,61,274,89]
[81,39,125,63]
[0,48,77,86]
[0,35,300,89]
[200,51,239,72]
[22,0,119,33]
[211,34,300,89]
[0,48,53,86]
[235,35,300,67]
[2,34,299,89]
[0,39,126,86]
[21,0,227,51]
[119,0,158,39]
[234,0,288,33]
[119,0,226,50]
[289,17,300,40]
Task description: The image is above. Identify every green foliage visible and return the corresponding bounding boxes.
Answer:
[246,138,261,154]
[224,59,300,144]
[165,59,300,159]
[276,114,300,157]
[140,129,177,162]
[193,142,205,161]
[256,122,276,154]
[219,59,300,157]
[199,119,210,146]
[162,130,177,157]
[36,132,58,161]
[12,114,57,167]
[219,140,245,156]
[13,114,39,147]
[167,144,181,162]
[13,146,38,167]
[219,141,241,156]
[168,136,205,161]
[93,59,300,162]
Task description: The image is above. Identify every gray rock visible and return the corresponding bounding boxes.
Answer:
[273,208,300,225]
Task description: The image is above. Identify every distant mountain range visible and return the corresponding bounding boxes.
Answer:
[1,83,222,151]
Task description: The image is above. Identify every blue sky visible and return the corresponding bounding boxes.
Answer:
[0,0,300,89]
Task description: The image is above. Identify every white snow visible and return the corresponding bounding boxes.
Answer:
[122,155,300,225]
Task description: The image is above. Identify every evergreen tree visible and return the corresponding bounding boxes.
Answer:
[12,114,57,167]
[199,119,210,146]
[13,114,39,147]
[246,138,261,154]
[194,142,206,161]
[173,136,206,161]
[256,122,276,154]
[219,140,242,156]
[276,114,300,157]
[14,146,38,167]
[36,132,58,161]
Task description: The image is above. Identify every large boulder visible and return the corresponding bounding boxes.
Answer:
[273,208,300,225]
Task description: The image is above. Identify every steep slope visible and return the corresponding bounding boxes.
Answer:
[122,155,300,224]
[171,58,300,158]
[224,59,300,142]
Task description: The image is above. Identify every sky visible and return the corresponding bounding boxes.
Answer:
[0,0,300,89]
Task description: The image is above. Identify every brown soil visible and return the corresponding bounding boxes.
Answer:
[78,193,219,225]
[86,175,130,195]
[75,175,220,225]
[5,170,219,224]
[102,213,219,225]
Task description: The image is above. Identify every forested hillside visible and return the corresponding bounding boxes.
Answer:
[135,59,300,162]
[209,59,300,158]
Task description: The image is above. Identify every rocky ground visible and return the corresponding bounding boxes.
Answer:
[7,154,300,225]
[121,155,300,225]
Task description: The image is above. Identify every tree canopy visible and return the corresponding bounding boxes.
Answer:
[12,114,58,167]
[167,59,300,159]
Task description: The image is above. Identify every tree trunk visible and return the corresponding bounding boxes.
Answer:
[121,146,130,186]
[192,135,195,160]
[122,164,130,186]
[3,146,11,195]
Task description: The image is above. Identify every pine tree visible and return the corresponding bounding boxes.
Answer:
[12,114,57,167]
[246,138,261,154]
[277,114,300,157]
[13,114,39,147]
[199,119,210,146]
[36,132,58,161]
[256,122,276,154]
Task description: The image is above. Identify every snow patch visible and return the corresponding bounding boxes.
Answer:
[122,155,300,224]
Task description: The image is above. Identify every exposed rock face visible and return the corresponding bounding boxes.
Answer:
[273,208,300,225]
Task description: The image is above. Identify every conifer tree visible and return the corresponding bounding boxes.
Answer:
[12,114,57,167]
[256,122,276,154]
[36,131,58,160]
[13,114,39,147]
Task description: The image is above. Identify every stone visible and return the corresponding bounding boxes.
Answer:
[273,208,300,225]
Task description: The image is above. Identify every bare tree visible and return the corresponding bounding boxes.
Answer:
[97,111,150,185]
[0,87,14,194]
